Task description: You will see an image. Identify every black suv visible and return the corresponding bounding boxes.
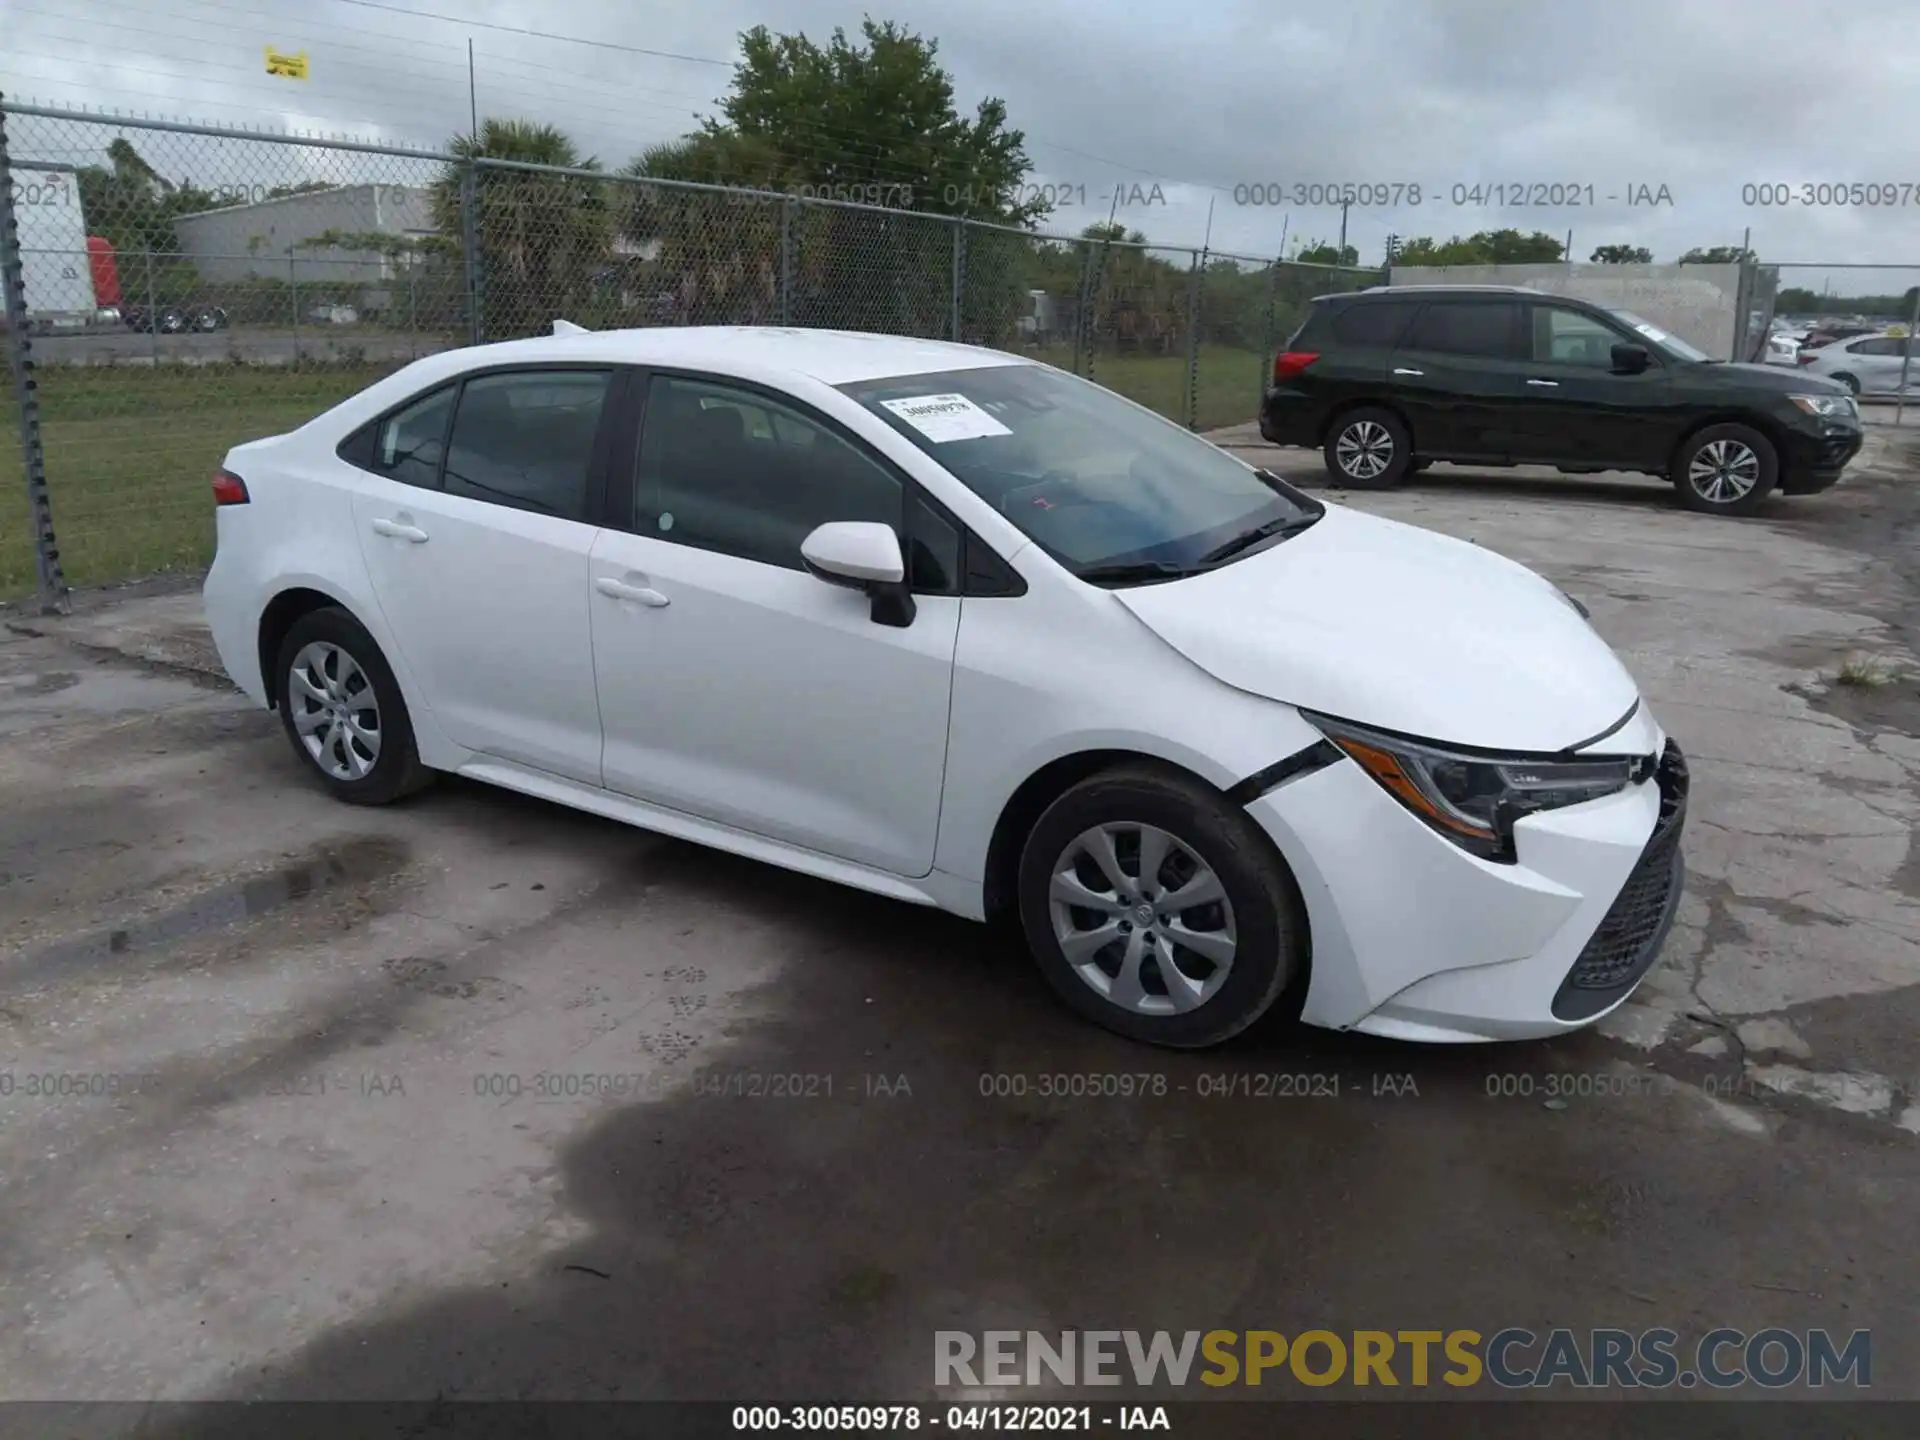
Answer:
[1260,285,1863,516]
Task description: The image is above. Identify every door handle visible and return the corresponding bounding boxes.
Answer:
[1392,367,1424,376]
[595,577,671,607]
[370,518,429,543]
[1526,378,1560,387]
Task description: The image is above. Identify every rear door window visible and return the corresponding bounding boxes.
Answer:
[1331,301,1418,347]
[442,370,611,521]
[1405,300,1525,360]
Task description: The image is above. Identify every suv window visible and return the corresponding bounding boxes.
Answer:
[1330,300,1418,347]
[367,385,456,489]
[1405,300,1524,360]
[1531,306,1626,368]
[635,375,901,571]
[441,370,610,520]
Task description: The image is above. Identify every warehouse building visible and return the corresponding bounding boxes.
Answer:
[171,183,436,283]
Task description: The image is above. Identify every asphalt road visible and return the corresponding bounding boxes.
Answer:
[2,436,1918,1427]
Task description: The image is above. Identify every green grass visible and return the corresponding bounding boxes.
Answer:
[2,344,1271,601]
[1028,344,1267,432]
[4,365,386,599]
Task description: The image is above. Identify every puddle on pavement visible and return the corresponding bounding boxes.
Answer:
[5,836,410,979]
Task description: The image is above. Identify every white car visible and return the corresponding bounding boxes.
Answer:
[1797,331,1920,396]
[203,327,1687,1048]
[1763,328,1807,366]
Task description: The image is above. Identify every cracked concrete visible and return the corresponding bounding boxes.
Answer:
[1,422,1917,1410]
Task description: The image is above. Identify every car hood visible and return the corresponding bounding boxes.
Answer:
[1691,359,1847,396]
[1111,506,1642,753]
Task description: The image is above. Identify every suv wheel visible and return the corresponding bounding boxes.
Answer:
[1325,407,1411,489]
[1673,423,1778,516]
[275,606,432,805]
[1016,765,1304,1048]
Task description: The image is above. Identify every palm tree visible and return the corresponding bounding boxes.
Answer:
[430,119,613,338]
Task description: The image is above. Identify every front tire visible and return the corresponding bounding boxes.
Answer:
[1673,423,1778,516]
[275,606,431,805]
[1324,407,1412,489]
[1016,765,1305,1048]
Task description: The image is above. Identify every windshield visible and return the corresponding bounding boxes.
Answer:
[839,363,1321,582]
[1607,309,1713,363]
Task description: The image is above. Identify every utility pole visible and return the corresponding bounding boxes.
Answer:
[467,39,479,140]
[1337,200,1349,263]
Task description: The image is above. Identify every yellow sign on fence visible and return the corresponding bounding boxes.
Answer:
[265,47,309,80]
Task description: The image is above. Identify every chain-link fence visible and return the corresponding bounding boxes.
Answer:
[0,99,1382,607]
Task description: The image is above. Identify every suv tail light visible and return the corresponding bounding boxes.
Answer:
[212,469,249,505]
[1273,351,1320,383]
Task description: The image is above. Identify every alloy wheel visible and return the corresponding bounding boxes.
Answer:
[288,641,382,780]
[1048,822,1237,1015]
[1335,420,1394,481]
[1688,438,1761,504]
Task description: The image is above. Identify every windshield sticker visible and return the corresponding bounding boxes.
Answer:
[1632,322,1670,344]
[880,393,1013,442]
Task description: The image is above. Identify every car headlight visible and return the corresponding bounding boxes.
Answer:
[1789,394,1856,417]
[1306,712,1644,863]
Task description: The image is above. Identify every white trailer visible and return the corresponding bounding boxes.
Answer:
[10,166,102,330]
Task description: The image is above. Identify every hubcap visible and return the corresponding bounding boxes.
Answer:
[288,641,382,781]
[1048,823,1238,1016]
[1335,420,1393,479]
[1688,439,1760,504]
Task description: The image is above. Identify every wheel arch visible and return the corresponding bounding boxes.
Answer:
[257,583,370,708]
[1666,410,1790,479]
[1316,396,1415,449]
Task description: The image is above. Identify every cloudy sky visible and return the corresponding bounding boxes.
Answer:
[5,0,1919,290]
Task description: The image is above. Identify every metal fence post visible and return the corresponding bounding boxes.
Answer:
[1897,285,1920,428]
[143,249,158,362]
[289,252,300,360]
[779,196,794,327]
[1258,257,1281,417]
[0,94,67,612]
[950,219,965,343]
[408,266,418,359]
[1183,250,1203,429]
[460,159,483,345]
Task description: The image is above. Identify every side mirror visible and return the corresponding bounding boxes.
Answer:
[800,521,915,628]
[1611,343,1653,375]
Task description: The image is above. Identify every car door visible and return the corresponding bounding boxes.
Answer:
[1508,302,1676,468]
[348,366,616,784]
[1387,298,1528,461]
[1845,336,1916,394]
[588,370,962,877]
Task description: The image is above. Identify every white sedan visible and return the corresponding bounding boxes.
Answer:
[203,327,1686,1048]
[1797,331,1920,396]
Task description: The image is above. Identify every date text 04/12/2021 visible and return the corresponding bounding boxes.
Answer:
[1230,181,1675,207]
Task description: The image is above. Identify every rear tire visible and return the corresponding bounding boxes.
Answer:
[1834,373,1861,396]
[275,606,432,806]
[1672,423,1778,516]
[1324,407,1412,489]
[1016,765,1304,1049]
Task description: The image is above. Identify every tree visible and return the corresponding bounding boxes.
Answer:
[1294,240,1359,267]
[74,138,217,255]
[654,19,1044,226]
[1388,230,1564,266]
[1678,246,1752,265]
[1590,244,1652,264]
[622,20,1044,338]
[429,118,613,337]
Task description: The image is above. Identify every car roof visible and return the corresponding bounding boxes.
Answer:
[1337,284,1554,300]
[400,326,1028,387]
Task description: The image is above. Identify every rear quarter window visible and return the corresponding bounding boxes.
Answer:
[1330,301,1418,347]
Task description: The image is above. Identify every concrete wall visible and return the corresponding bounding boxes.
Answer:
[172,185,436,283]
[1388,262,1745,359]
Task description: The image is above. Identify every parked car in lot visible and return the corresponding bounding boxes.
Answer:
[204,326,1687,1049]
[1261,285,1863,516]
[1797,323,1878,355]
[1795,330,1920,397]
[1763,328,1807,366]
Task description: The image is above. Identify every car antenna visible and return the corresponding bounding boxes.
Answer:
[553,319,590,335]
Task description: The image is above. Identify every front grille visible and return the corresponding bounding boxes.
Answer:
[1552,741,1688,1020]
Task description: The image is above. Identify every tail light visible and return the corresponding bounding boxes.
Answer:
[1273,351,1320,383]
[212,469,249,506]
[1795,352,1817,365]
